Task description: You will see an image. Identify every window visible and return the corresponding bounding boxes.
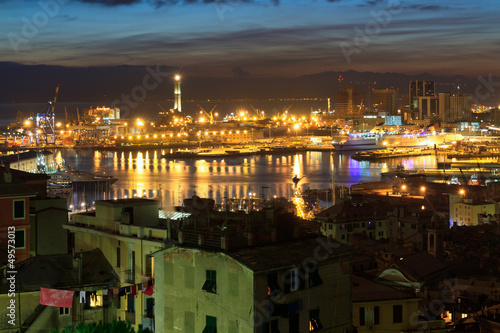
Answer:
[359,307,365,326]
[309,310,322,332]
[13,199,25,219]
[393,305,403,323]
[129,251,136,283]
[362,222,365,228]
[15,229,25,249]
[203,315,217,333]
[374,306,380,325]
[308,267,323,288]
[116,247,120,267]
[268,272,281,296]
[127,293,134,313]
[59,307,70,315]
[328,224,333,230]
[202,270,217,293]
[146,298,154,318]
[145,254,153,277]
[284,268,300,294]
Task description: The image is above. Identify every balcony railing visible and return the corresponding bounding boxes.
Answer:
[123,269,135,284]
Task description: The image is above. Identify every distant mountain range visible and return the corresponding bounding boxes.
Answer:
[1,62,499,105]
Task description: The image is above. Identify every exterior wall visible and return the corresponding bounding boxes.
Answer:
[0,292,40,332]
[353,299,419,333]
[438,93,450,122]
[0,291,115,332]
[320,219,388,244]
[254,256,352,333]
[95,201,159,227]
[153,248,255,333]
[30,198,69,256]
[0,196,32,262]
[451,200,495,226]
[450,95,472,122]
[9,155,54,173]
[73,230,160,328]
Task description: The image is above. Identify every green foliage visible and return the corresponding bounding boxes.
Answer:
[53,321,152,333]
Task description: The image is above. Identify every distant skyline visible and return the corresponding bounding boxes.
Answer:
[1,0,499,78]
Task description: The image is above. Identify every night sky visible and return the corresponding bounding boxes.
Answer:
[1,0,499,78]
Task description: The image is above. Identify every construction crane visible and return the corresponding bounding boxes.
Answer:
[348,81,376,112]
[197,104,217,122]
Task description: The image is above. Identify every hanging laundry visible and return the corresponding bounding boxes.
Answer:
[143,285,154,296]
[79,291,86,303]
[131,285,137,296]
[118,287,126,296]
[96,290,103,296]
[40,288,74,308]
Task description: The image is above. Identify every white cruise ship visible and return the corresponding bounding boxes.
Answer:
[332,133,454,152]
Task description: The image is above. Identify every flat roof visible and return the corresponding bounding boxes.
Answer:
[227,237,351,272]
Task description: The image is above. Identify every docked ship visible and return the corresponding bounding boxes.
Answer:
[332,133,458,152]
[47,165,118,209]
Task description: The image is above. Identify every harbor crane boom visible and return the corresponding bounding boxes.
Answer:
[197,104,217,122]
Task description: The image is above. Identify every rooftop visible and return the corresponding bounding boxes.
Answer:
[226,236,351,272]
[353,275,417,302]
[0,249,119,293]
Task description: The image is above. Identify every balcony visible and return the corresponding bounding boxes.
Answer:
[123,269,135,284]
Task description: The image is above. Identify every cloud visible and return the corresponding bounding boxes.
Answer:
[405,4,450,11]
[78,0,141,5]
[73,0,279,6]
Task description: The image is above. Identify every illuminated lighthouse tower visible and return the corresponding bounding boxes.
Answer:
[174,75,181,112]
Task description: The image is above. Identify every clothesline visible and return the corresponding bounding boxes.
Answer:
[40,279,155,308]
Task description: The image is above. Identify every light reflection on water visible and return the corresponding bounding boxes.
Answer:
[59,149,438,209]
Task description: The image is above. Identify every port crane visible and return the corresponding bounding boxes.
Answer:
[197,104,217,123]
[36,82,59,143]
[249,105,265,119]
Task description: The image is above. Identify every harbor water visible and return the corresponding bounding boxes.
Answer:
[56,148,440,210]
